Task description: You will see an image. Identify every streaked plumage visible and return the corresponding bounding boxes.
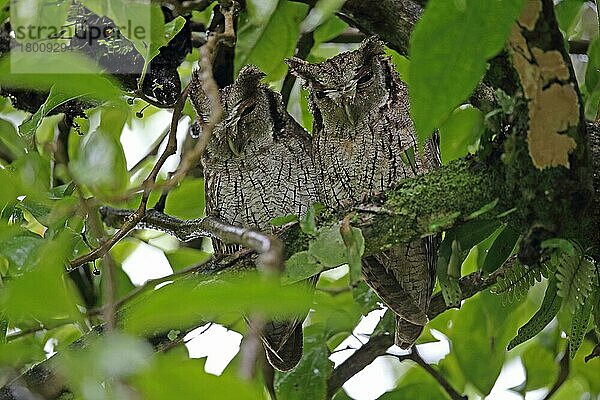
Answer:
[287,37,440,348]
[190,65,319,370]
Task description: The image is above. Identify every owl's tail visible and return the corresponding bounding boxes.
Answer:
[262,321,304,371]
[395,317,424,349]
[261,275,318,371]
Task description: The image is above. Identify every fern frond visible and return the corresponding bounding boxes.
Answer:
[569,285,595,358]
[507,278,561,350]
[554,253,595,313]
[492,261,546,304]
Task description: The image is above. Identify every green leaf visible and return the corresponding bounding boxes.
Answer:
[275,325,333,400]
[0,52,124,104]
[492,262,546,304]
[58,332,153,397]
[439,105,484,164]
[0,118,26,158]
[541,238,576,256]
[235,0,308,81]
[554,253,595,313]
[0,229,43,272]
[569,282,596,358]
[164,178,205,219]
[308,223,348,268]
[313,17,348,45]
[555,0,586,37]
[380,383,449,400]
[300,202,324,236]
[133,353,262,400]
[352,281,382,313]
[70,128,128,196]
[507,278,562,350]
[339,221,364,285]
[0,232,82,324]
[282,251,323,285]
[409,0,525,142]
[437,219,500,305]
[585,38,600,119]
[450,291,523,395]
[165,247,211,272]
[271,214,299,227]
[482,225,519,273]
[19,87,83,148]
[300,0,347,33]
[122,274,313,334]
[521,345,559,391]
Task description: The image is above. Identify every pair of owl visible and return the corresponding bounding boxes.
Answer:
[190,37,440,371]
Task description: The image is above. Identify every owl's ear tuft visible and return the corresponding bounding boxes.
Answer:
[358,36,386,61]
[285,57,312,79]
[189,68,213,120]
[236,65,266,88]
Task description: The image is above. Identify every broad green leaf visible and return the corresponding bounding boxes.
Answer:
[164,178,205,219]
[0,52,124,104]
[69,128,128,196]
[10,0,70,45]
[409,0,525,142]
[165,247,211,272]
[0,338,46,367]
[0,118,26,158]
[521,345,559,391]
[308,223,348,268]
[555,0,586,37]
[482,225,519,273]
[313,17,348,45]
[450,291,522,395]
[282,251,322,285]
[439,105,484,164]
[300,0,347,33]
[133,353,263,400]
[275,325,333,400]
[508,279,562,350]
[59,332,153,397]
[122,274,312,334]
[19,87,83,147]
[381,365,450,399]
[310,289,362,334]
[235,1,308,81]
[437,219,500,306]
[0,232,82,324]
[79,0,174,64]
[0,229,42,272]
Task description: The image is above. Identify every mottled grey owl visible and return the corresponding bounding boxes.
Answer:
[287,37,440,348]
[190,65,319,370]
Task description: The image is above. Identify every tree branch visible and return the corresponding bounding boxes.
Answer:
[406,348,467,400]
[98,207,284,273]
[325,259,513,398]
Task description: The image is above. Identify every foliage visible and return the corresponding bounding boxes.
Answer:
[0,0,598,399]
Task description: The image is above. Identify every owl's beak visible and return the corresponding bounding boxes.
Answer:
[225,118,243,156]
[343,101,356,126]
[227,135,241,157]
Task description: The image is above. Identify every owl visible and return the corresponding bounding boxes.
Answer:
[190,65,319,370]
[287,37,440,348]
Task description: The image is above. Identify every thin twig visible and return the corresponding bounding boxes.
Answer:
[407,348,467,400]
